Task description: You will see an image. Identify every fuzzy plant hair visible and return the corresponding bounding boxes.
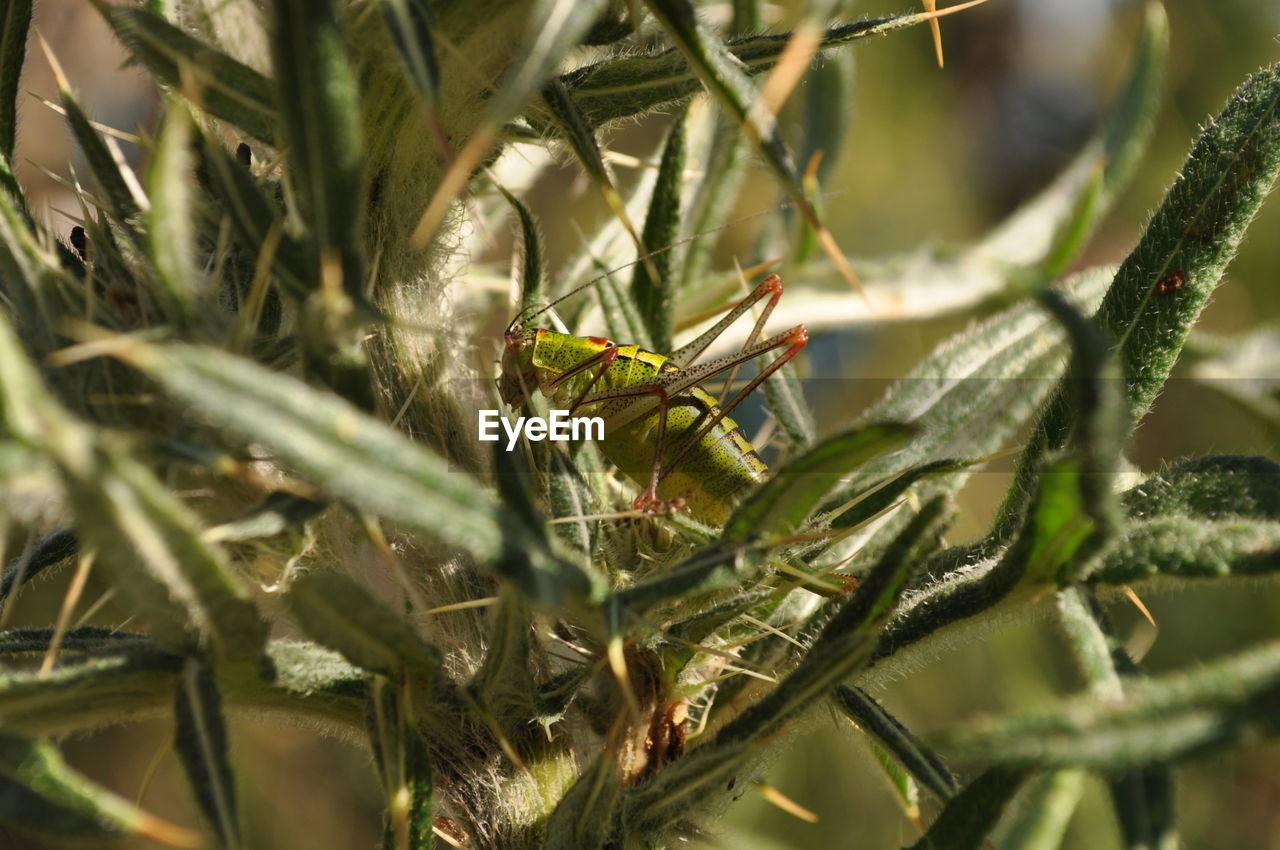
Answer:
[1,1,1279,848]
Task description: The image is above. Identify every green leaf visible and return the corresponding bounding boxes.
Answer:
[1110,767,1178,850]
[469,587,537,723]
[58,86,145,228]
[0,317,268,660]
[0,528,77,602]
[174,659,242,849]
[125,341,592,604]
[147,100,198,327]
[91,2,279,144]
[554,15,959,133]
[631,110,686,354]
[1121,455,1280,520]
[1037,1,1168,277]
[367,678,434,850]
[377,0,442,106]
[0,0,31,162]
[545,753,622,849]
[991,769,1086,850]
[834,685,957,802]
[195,130,312,296]
[641,0,818,265]
[0,730,202,847]
[485,0,609,130]
[287,571,441,682]
[721,422,915,544]
[0,637,366,738]
[934,638,1280,769]
[1092,516,1280,583]
[498,185,546,315]
[1105,63,1280,425]
[624,498,947,835]
[271,0,366,299]
[906,768,1032,850]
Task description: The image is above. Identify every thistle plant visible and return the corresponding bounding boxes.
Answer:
[0,1,1278,849]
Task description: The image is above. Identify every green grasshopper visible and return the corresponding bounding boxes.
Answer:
[498,274,808,524]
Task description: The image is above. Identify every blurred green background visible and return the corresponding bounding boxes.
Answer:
[8,1,1280,848]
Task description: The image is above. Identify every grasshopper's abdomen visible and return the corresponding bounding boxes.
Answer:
[530,331,766,524]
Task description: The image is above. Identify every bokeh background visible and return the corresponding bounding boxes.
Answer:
[7,1,1280,848]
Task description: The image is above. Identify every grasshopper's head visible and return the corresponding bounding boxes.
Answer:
[498,325,539,406]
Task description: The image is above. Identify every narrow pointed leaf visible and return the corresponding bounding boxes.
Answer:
[1121,455,1280,520]
[991,769,1086,850]
[555,14,969,132]
[124,342,591,604]
[625,498,946,833]
[498,185,546,314]
[546,753,622,849]
[174,659,241,849]
[287,571,441,682]
[935,639,1280,768]
[1102,63,1280,426]
[378,0,442,105]
[91,2,279,144]
[484,0,609,129]
[0,318,268,659]
[0,731,202,847]
[721,422,915,544]
[59,89,144,227]
[0,0,31,161]
[906,768,1031,850]
[632,110,686,353]
[834,685,957,802]
[271,0,366,298]
[368,678,434,850]
[147,100,197,326]
[469,587,537,722]
[1093,517,1280,583]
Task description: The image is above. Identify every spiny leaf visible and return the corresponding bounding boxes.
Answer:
[91,1,279,144]
[194,130,311,296]
[906,768,1032,850]
[0,528,77,602]
[722,422,915,544]
[498,185,546,315]
[834,685,957,802]
[631,110,686,354]
[1101,62,1280,426]
[469,587,537,723]
[1037,1,1168,277]
[147,99,197,328]
[553,13,972,132]
[545,753,622,849]
[1092,516,1280,583]
[287,571,441,682]
[367,678,434,850]
[1121,455,1280,520]
[174,659,241,849]
[124,341,592,605]
[0,0,31,162]
[486,0,610,129]
[56,84,145,229]
[0,731,202,847]
[271,0,367,299]
[991,769,1086,850]
[0,318,268,660]
[934,638,1280,769]
[378,0,442,106]
[624,498,947,834]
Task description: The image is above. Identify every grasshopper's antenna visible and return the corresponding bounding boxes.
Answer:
[510,196,834,331]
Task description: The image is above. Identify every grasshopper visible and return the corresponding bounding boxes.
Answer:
[498,274,808,524]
